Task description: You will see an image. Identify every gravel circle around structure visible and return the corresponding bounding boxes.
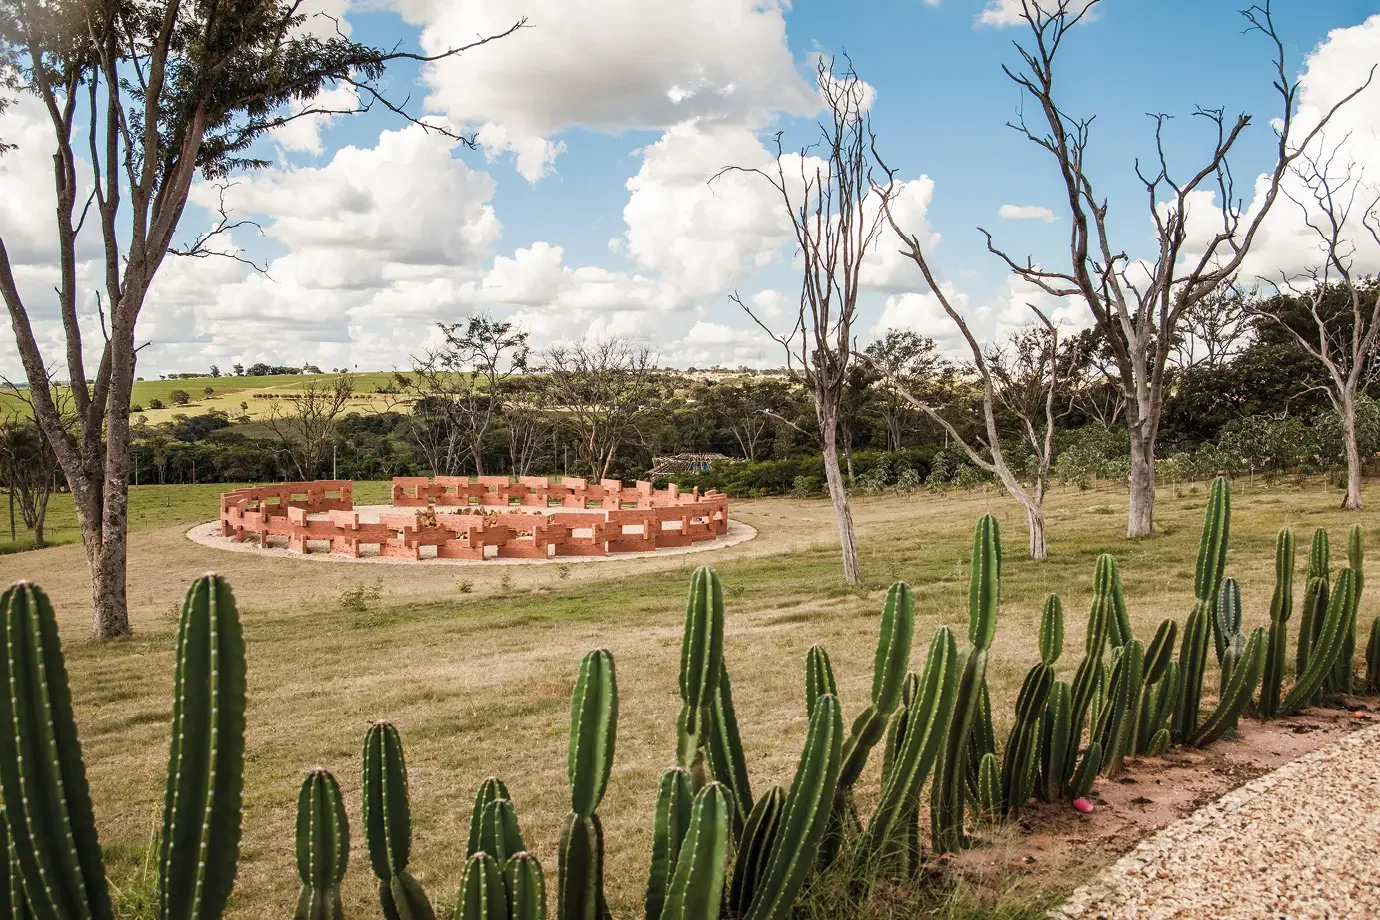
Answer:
[1050,719,1380,920]
[185,506,757,566]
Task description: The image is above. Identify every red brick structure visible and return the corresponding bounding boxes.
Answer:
[218,477,729,560]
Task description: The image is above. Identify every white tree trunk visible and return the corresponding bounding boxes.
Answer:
[820,419,862,585]
[1341,398,1364,510]
[1127,429,1156,538]
[1026,504,1048,560]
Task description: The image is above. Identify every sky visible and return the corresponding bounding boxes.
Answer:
[1,0,1379,379]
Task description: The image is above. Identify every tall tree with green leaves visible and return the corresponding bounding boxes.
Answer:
[0,1,521,637]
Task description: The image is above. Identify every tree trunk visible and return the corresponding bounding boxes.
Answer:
[1127,429,1156,538]
[1341,399,1363,510]
[820,414,862,585]
[1026,505,1047,560]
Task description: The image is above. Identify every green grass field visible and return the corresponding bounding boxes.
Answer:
[0,477,1370,918]
[0,371,403,426]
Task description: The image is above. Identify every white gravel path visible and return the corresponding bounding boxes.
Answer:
[1051,720,1380,920]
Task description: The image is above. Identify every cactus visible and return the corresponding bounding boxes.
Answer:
[1039,680,1071,802]
[1137,658,1179,756]
[705,668,752,841]
[1216,578,1245,708]
[1000,662,1053,817]
[1280,569,1357,715]
[742,693,842,920]
[1192,627,1267,748]
[660,783,730,920]
[804,646,838,717]
[1331,524,1365,693]
[1367,617,1380,694]
[295,769,349,920]
[727,786,785,917]
[559,649,617,920]
[0,575,254,920]
[1094,555,1133,649]
[475,798,527,866]
[677,567,725,774]
[1098,639,1143,779]
[932,514,1001,853]
[1174,477,1231,741]
[836,583,915,808]
[1146,728,1172,756]
[1259,528,1297,718]
[1296,529,1331,680]
[964,682,996,804]
[862,627,957,871]
[1066,742,1101,801]
[467,778,512,857]
[1039,594,1064,665]
[505,853,547,920]
[881,672,921,788]
[645,768,694,920]
[975,753,1002,820]
[455,852,507,920]
[363,721,434,920]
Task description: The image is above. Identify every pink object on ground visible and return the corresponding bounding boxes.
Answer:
[1073,797,1095,814]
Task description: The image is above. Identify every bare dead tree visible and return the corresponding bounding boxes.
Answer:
[0,378,69,547]
[717,55,895,584]
[395,314,530,476]
[505,375,552,477]
[858,304,1063,558]
[0,1,523,637]
[1175,281,1254,369]
[543,339,659,481]
[1251,147,1380,510]
[981,0,1375,537]
[263,375,355,480]
[863,329,948,451]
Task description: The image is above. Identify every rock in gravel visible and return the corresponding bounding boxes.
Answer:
[1049,723,1380,920]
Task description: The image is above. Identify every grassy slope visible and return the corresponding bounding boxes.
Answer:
[0,478,1368,918]
[0,371,400,426]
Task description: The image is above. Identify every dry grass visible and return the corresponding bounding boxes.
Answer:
[0,476,1370,918]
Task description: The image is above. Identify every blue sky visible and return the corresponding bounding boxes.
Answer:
[2,0,1378,377]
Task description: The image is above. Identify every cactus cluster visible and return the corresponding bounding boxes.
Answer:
[0,475,1371,920]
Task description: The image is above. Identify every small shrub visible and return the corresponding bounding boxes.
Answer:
[499,572,514,594]
[340,579,383,613]
[457,578,473,594]
[147,398,164,410]
[557,564,572,581]
[168,389,191,406]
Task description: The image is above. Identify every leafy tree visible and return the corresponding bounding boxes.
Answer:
[169,389,191,406]
[0,0,522,636]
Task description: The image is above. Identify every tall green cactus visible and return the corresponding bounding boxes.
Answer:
[742,693,842,920]
[295,769,349,920]
[505,853,547,920]
[1192,627,1267,748]
[1173,477,1231,742]
[363,721,434,920]
[1098,639,1143,779]
[804,646,837,717]
[1000,662,1053,817]
[559,649,617,920]
[1039,680,1071,802]
[1134,625,1177,757]
[467,779,512,857]
[862,627,957,871]
[1367,617,1380,694]
[677,567,725,774]
[932,514,1001,853]
[455,853,506,920]
[1094,555,1133,649]
[1259,528,1296,718]
[645,768,694,920]
[660,783,730,920]
[1280,569,1357,715]
[727,786,785,917]
[836,583,915,809]
[1331,525,1365,693]
[1296,529,1331,681]
[1039,595,1064,665]
[1216,578,1245,701]
[0,581,113,920]
[705,668,752,840]
[475,798,527,866]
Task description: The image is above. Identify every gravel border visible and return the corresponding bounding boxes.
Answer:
[1049,720,1380,920]
[184,511,757,566]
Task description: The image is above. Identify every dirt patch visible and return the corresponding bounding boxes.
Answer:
[941,702,1376,895]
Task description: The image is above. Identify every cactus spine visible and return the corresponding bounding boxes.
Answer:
[0,581,114,920]
[742,693,842,920]
[804,646,838,717]
[727,786,785,917]
[645,768,694,920]
[1192,627,1267,747]
[659,783,730,920]
[363,721,434,920]
[1296,529,1330,682]
[468,779,512,857]
[559,649,617,920]
[455,852,506,920]
[1098,639,1143,778]
[1280,569,1357,715]
[505,853,547,920]
[475,799,527,866]
[295,769,349,920]
[1039,595,1064,666]
[677,567,725,776]
[1174,477,1230,742]
[932,514,1001,853]
[1259,528,1296,717]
